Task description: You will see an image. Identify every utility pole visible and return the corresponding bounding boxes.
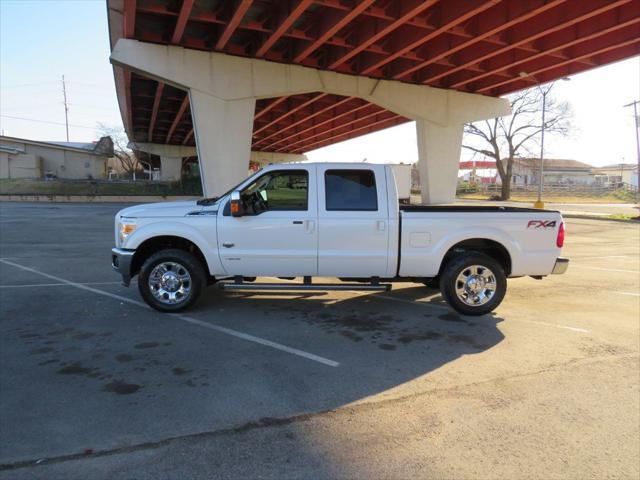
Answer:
[623,100,639,195]
[61,75,70,141]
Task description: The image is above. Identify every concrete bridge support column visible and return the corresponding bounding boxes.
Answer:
[159,156,182,181]
[189,91,255,197]
[415,121,465,204]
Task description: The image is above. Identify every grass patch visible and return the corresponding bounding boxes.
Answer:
[457,189,639,204]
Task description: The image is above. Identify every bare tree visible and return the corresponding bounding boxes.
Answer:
[96,123,140,177]
[463,87,572,200]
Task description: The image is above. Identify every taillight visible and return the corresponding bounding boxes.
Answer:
[556,222,565,248]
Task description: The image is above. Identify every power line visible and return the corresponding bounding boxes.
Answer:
[0,114,97,130]
[0,81,60,89]
[62,75,70,141]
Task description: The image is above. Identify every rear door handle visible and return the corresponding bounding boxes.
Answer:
[222,242,234,248]
[377,220,386,231]
[292,220,303,224]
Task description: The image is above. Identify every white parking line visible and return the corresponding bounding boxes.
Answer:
[575,255,636,259]
[373,291,590,333]
[0,259,340,368]
[572,265,639,274]
[0,282,121,288]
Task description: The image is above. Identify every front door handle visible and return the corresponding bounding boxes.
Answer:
[222,242,235,248]
[305,220,315,233]
[377,220,386,231]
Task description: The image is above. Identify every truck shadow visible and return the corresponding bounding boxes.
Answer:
[188,283,505,476]
[197,280,504,397]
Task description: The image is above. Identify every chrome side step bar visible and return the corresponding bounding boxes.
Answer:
[219,277,391,292]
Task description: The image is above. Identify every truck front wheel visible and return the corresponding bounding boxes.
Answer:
[138,249,206,312]
[439,252,506,316]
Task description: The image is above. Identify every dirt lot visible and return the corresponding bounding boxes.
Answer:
[0,202,638,479]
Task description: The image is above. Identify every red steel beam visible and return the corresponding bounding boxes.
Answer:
[479,35,640,94]
[254,96,289,121]
[182,128,194,145]
[392,0,567,80]
[289,114,405,153]
[494,41,640,96]
[123,0,136,38]
[216,0,253,50]
[293,0,376,63]
[165,95,190,143]
[171,0,195,44]
[135,3,472,69]
[147,83,165,142]
[328,0,438,70]
[463,15,640,92]
[253,96,356,148]
[256,0,314,57]
[253,93,328,137]
[258,99,370,149]
[276,107,390,152]
[440,0,631,88]
[359,0,500,76]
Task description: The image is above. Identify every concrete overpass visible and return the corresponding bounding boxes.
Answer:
[107,0,640,202]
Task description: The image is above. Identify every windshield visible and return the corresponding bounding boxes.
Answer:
[197,167,263,206]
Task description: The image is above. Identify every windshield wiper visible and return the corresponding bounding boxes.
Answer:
[196,196,219,206]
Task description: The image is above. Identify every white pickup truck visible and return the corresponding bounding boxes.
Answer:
[112,163,568,316]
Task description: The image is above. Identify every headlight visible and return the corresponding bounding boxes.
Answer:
[118,218,137,245]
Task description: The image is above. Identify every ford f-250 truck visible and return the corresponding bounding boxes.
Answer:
[112,163,568,316]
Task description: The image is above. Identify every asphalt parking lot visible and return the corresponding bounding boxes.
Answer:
[0,202,638,479]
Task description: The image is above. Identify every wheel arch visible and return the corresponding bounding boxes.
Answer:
[131,235,209,278]
[440,238,512,276]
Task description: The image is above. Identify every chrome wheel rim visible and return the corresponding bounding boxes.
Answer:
[454,265,497,307]
[148,261,192,305]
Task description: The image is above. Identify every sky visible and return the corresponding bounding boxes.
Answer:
[1,0,639,168]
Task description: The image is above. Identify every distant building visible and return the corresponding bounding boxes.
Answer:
[591,164,639,188]
[511,158,594,185]
[0,135,114,180]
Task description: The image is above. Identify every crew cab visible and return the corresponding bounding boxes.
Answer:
[112,163,568,316]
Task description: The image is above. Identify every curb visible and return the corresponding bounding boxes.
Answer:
[563,214,639,223]
[0,194,197,203]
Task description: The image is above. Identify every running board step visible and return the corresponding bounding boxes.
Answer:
[219,282,391,292]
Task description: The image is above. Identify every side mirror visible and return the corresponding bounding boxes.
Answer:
[230,191,243,217]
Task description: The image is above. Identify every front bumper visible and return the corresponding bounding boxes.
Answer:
[551,257,569,275]
[111,247,135,286]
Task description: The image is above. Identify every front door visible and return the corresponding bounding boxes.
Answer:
[217,167,318,277]
[317,165,389,277]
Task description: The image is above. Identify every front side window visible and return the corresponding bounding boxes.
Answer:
[239,170,308,215]
[325,169,378,211]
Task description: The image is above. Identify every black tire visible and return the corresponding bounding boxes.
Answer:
[439,251,507,316]
[138,249,206,313]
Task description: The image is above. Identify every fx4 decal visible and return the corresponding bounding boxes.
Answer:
[527,220,557,229]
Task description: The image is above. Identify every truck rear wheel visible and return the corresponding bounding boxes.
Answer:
[439,251,506,316]
[138,249,206,313]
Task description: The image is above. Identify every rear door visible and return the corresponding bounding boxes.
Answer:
[217,167,318,276]
[316,165,389,277]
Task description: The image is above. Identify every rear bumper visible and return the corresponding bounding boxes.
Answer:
[551,257,569,275]
[111,247,135,286]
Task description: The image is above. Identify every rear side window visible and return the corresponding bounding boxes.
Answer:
[325,169,378,211]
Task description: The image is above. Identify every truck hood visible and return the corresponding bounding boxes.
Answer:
[117,200,216,218]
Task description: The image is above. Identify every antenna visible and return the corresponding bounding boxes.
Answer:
[62,75,70,141]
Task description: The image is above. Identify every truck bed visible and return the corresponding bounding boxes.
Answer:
[397,205,563,278]
[400,205,557,213]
